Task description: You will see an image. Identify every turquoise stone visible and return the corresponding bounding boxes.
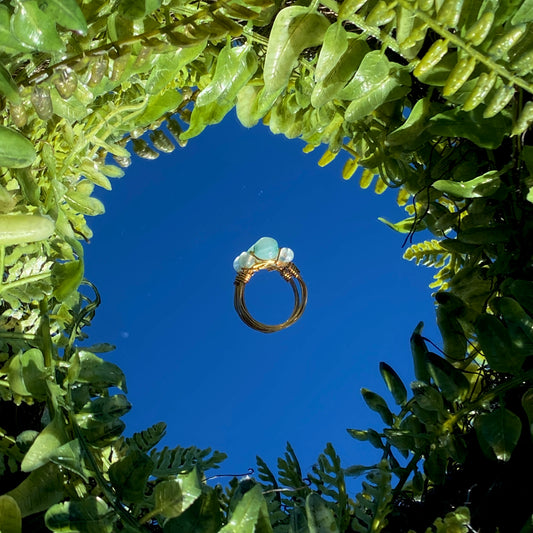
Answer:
[278,247,294,263]
[249,237,279,260]
[233,251,256,272]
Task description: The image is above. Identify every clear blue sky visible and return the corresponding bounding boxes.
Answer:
[83,111,440,487]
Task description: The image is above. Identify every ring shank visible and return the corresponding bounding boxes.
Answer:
[234,263,307,333]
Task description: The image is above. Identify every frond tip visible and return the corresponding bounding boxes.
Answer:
[352,460,392,533]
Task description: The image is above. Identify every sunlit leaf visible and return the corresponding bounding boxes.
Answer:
[75,350,127,392]
[342,51,411,122]
[48,439,90,481]
[263,5,329,95]
[0,126,36,168]
[432,170,501,198]
[219,483,272,533]
[7,348,47,399]
[183,43,258,139]
[163,488,223,533]
[0,64,20,103]
[36,0,87,34]
[52,260,84,301]
[0,495,21,533]
[44,496,114,533]
[11,0,63,52]
[154,468,202,520]
[21,415,69,472]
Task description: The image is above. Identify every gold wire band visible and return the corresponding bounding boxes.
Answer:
[234,261,307,333]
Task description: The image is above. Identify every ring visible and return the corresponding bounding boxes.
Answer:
[233,237,307,333]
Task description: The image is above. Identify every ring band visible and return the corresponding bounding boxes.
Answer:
[233,237,307,333]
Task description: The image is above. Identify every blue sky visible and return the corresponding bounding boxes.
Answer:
[83,111,440,487]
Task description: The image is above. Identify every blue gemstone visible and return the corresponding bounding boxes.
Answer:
[249,237,279,260]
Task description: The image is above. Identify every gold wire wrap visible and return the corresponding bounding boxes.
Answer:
[234,260,307,333]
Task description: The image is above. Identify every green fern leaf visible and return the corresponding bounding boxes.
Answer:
[352,461,392,533]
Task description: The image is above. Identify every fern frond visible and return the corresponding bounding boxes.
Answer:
[277,442,307,491]
[404,239,451,268]
[150,444,226,477]
[125,422,167,453]
[307,442,353,531]
[352,460,392,533]
[404,239,464,290]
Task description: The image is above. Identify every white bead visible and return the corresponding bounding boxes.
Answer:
[233,251,256,272]
[278,247,294,263]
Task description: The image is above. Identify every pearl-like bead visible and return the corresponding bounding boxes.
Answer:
[233,251,256,272]
[278,247,294,263]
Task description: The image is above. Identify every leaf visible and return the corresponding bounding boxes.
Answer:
[21,415,69,472]
[76,395,131,426]
[305,493,340,533]
[0,214,55,246]
[386,97,429,147]
[75,350,127,392]
[436,303,467,361]
[11,0,64,52]
[65,191,105,216]
[0,64,20,103]
[433,170,501,198]
[378,215,422,234]
[475,407,522,461]
[7,348,48,399]
[109,450,154,502]
[511,0,533,23]
[521,389,533,438]
[311,23,369,108]
[475,314,524,373]
[425,352,470,402]
[154,468,202,520]
[379,362,407,406]
[81,418,126,447]
[0,126,36,168]
[163,488,223,533]
[219,484,272,533]
[52,259,84,301]
[44,496,114,533]
[342,51,411,122]
[428,107,510,149]
[48,439,90,481]
[347,429,384,449]
[182,43,258,139]
[263,5,330,95]
[0,5,28,53]
[0,495,21,533]
[410,322,431,383]
[36,0,87,33]
[145,41,206,95]
[118,0,162,19]
[361,388,394,425]
[411,381,444,413]
[493,297,533,354]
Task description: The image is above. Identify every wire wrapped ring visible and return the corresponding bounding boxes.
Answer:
[233,238,307,333]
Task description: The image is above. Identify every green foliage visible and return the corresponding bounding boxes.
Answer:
[0,0,532,531]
